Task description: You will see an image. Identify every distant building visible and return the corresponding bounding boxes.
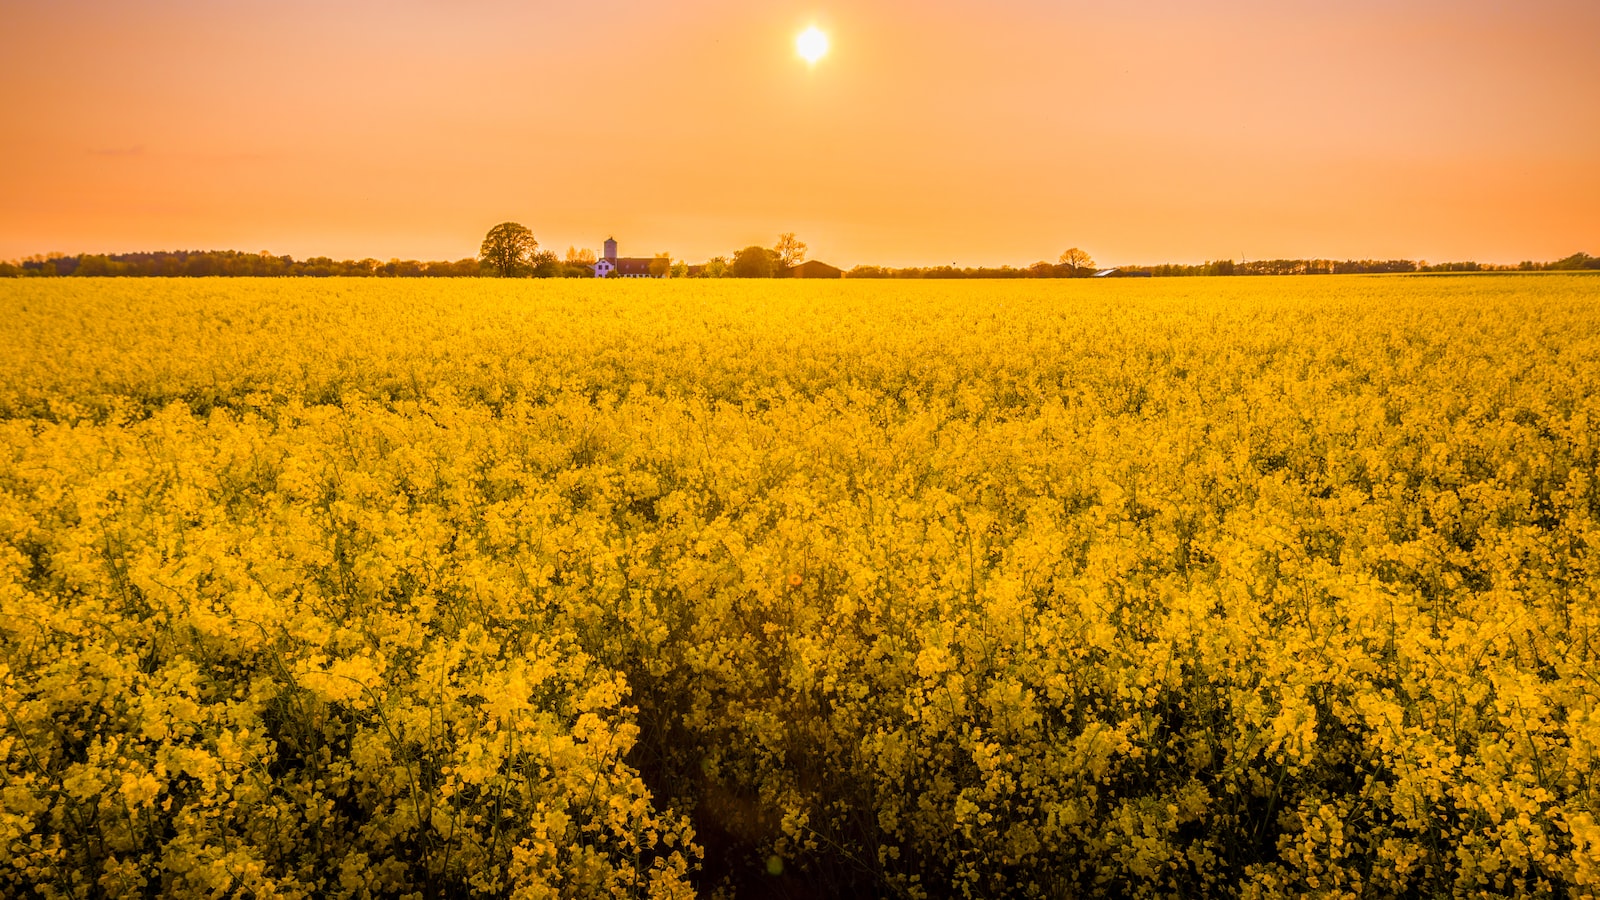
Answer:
[593,238,665,278]
[789,260,843,279]
[1092,267,1152,278]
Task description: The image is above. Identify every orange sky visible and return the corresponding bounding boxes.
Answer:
[2,0,1597,267]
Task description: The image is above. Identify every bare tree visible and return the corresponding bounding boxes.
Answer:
[775,233,808,271]
[1059,248,1095,276]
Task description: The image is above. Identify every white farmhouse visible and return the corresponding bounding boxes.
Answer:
[593,238,664,278]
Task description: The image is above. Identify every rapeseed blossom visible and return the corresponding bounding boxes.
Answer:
[1,275,1598,896]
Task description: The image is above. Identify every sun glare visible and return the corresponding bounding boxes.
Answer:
[797,26,829,65]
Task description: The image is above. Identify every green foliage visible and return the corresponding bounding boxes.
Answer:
[479,222,539,278]
[730,246,779,278]
[1549,252,1600,271]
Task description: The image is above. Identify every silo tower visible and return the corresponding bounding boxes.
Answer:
[604,237,618,263]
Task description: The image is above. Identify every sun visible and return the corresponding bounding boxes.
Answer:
[796,26,829,65]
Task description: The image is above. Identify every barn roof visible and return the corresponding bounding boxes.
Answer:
[789,260,843,278]
[614,257,659,275]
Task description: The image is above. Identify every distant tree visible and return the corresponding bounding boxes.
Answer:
[671,259,689,278]
[378,258,421,277]
[1550,252,1598,270]
[479,222,537,277]
[846,265,889,278]
[74,254,111,277]
[559,246,598,277]
[775,233,807,274]
[531,250,563,278]
[1059,248,1095,276]
[700,256,730,278]
[650,253,672,278]
[731,245,780,278]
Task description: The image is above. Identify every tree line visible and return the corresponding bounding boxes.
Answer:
[1139,253,1600,277]
[0,250,483,279]
[477,222,814,279]
[849,252,1600,279]
[4,236,1596,280]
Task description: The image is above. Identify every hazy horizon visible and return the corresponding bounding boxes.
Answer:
[3,0,1597,268]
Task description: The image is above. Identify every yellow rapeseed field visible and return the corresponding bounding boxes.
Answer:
[2,275,1599,898]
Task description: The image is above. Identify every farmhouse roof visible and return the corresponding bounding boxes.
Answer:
[789,260,844,278]
[614,257,658,275]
